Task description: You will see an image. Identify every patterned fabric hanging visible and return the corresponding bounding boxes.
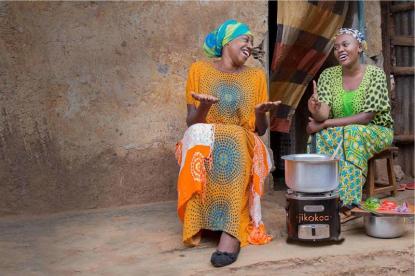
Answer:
[270,1,349,133]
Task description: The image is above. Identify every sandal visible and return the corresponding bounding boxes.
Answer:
[210,245,240,267]
[405,182,415,190]
[398,184,406,191]
[340,210,358,224]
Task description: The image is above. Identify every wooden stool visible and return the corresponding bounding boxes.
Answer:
[365,147,399,198]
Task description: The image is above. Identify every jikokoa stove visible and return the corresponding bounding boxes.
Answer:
[285,189,343,243]
[281,153,343,243]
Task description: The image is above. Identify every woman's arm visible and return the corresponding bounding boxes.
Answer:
[307,112,375,134]
[186,104,212,126]
[255,109,268,136]
[255,101,281,136]
[186,93,218,126]
[324,112,375,128]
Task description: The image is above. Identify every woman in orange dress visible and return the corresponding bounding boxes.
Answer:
[176,19,280,267]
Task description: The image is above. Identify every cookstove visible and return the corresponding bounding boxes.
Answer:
[285,189,343,243]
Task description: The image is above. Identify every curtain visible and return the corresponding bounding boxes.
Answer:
[270,1,349,133]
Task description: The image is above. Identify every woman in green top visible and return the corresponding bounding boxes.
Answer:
[306,28,393,217]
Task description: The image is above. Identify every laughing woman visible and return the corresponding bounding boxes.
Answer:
[176,20,279,267]
[307,28,394,220]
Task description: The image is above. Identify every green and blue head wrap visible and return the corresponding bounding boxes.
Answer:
[203,19,252,58]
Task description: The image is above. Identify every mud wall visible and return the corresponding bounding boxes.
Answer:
[0,2,267,215]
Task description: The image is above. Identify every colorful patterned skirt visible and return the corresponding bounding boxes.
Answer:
[176,124,272,247]
[307,124,393,206]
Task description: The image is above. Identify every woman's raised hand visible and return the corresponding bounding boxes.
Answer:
[308,80,321,114]
[255,101,282,114]
[191,92,219,105]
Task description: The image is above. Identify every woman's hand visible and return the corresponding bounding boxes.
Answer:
[191,92,218,105]
[186,92,218,127]
[255,101,281,114]
[254,101,281,136]
[306,117,326,134]
[308,80,321,114]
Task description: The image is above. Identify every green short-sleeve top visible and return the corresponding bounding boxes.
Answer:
[317,65,393,129]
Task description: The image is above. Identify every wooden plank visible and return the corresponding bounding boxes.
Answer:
[399,146,415,177]
[390,2,415,13]
[394,134,414,144]
[373,186,394,194]
[391,66,415,75]
[387,158,397,196]
[371,147,398,159]
[381,1,392,93]
[391,35,415,46]
[375,180,390,186]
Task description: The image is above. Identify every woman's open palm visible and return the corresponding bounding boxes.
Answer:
[191,92,218,105]
[255,101,281,113]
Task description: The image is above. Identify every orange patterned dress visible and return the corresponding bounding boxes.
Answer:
[176,61,272,247]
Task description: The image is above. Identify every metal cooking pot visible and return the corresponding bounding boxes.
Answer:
[364,215,407,238]
[282,154,339,193]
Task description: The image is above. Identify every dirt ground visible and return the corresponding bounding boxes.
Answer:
[0,189,413,276]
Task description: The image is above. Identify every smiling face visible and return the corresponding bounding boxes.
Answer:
[223,34,253,66]
[333,34,362,67]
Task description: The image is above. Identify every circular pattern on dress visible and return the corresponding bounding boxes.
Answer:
[190,151,206,182]
[209,136,242,184]
[195,61,257,128]
[206,199,231,230]
[213,82,242,118]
